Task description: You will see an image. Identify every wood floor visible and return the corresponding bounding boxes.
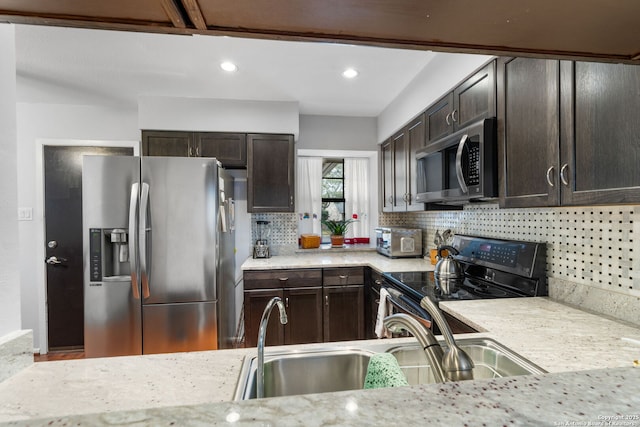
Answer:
[34,350,85,362]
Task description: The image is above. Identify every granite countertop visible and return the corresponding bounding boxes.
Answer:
[3,254,640,425]
[241,251,435,273]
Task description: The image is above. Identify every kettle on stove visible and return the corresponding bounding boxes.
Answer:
[434,245,464,295]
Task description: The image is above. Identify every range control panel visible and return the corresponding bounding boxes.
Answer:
[452,234,545,279]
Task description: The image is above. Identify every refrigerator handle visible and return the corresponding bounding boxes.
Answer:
[128,183,140,299]
[140,182,151,299]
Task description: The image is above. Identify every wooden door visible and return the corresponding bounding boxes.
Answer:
[284,287,323,344]
[453,61,496,130]
[561,61,640,205]
[43,145,133,351]
[498,57,560,208]
[243,289,285,348]
[142,130,192,157]
[322,285,365,342]
[196,132,247,168]
[247,134,295,212]
[425,93,454,145]
[406,114,426,211]
[380,139,394,212]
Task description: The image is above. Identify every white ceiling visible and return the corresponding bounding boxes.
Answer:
[14,24,439,117]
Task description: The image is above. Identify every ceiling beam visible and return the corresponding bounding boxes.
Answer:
[179,0,207,30]
[160,0,187,29]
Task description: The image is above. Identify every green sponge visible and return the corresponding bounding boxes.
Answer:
[363,353,409,389]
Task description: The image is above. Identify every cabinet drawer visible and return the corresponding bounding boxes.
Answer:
[244,269,322,290]
[323,267,365,286]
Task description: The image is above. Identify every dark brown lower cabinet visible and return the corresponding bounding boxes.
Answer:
[323,285,365,342]
[243,288,285,347]
[243,267,366,346]
[283,287,323,345]
[243,268,323,347]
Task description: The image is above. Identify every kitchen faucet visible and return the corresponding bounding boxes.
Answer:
[257,296,288,398]
[420,296,474,381]
[383,297,474,382]
[383,313,447,383]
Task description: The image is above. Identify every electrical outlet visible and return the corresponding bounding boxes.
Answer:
[18,207,33,221]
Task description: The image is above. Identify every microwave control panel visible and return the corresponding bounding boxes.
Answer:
[467,140,480,186]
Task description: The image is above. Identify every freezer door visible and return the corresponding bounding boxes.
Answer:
[142,301,218,354]
[140,157,219,304]
[84,278,142,357]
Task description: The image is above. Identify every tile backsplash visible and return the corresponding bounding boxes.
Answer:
[380,203,640,326]
[252,204,640,326]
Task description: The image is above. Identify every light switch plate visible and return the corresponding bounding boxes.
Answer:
[18,207,33,221]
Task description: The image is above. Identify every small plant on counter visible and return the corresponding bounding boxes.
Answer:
[321,218,357,247]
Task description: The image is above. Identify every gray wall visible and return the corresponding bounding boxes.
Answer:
[0,24,21,338]
[297,115,377,150]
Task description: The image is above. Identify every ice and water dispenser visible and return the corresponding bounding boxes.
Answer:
[89,228,131,282]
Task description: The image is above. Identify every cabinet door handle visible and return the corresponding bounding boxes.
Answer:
[388,196,394,204]
[188,146,193,157]
[285,297,289,308]
[290,195,293,206]
[546,166,555,187]
[445,113,451,126]
[325,295,329,306]
[451,109,458,122]
[279,277,289,282]
[196,146,200,156]
[560,163,570,186]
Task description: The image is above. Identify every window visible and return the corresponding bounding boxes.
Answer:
[321,158,344,242]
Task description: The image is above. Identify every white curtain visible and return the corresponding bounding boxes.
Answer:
[296,157,323,235]
[344,158,369,238]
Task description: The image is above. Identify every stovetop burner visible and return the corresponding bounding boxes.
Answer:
[463,279,510,298]
[380,235,547,306]
[384,270,527,304]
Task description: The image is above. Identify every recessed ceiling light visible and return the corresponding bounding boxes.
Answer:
[220,61,238,72]
[342,68,359,79]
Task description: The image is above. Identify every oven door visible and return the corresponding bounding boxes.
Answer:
[384,287,432,329]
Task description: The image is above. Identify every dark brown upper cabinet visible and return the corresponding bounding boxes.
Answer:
[425,61,496,146]
[380,138,394,212]
[142,130,247,168]
[381,114,426,212]
[499,57,640,207]
[195,133,247,168]
[498,57,561,208]
[247,133,295,213]
[561,61,640,205]
[142,130,192,157]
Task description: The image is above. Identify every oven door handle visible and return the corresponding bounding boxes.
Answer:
[455,134,469,194]
[384,288,432,329]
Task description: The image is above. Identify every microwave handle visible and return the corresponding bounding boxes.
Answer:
[455,134,469,194]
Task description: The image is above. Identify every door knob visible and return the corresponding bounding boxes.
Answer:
[46,256,67,265]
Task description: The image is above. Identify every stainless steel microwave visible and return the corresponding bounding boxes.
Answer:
[415,118,497,204]
[375,227,422,258]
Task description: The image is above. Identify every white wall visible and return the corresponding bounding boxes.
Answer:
[377,52,493,142]
[16,103,140,351]
[139,96,300,139]
[0,24,22,338]
[298,115,377,150]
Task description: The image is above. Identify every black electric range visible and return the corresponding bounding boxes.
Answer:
[380,235,547,313]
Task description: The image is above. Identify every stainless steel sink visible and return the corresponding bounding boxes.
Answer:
[233,338,546,400]
[233,348,375,400]
[388,337,546,385]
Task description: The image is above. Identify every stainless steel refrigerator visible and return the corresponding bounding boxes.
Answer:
[82,155,236,358]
